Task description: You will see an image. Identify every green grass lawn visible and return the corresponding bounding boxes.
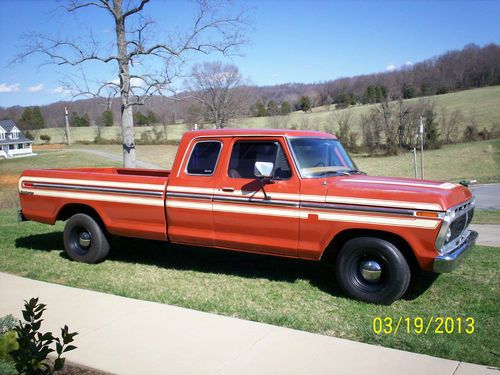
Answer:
[473,210,500,224]
[0,208,498,366]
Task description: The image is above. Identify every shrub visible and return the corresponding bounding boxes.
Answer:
[0,315,17,375]
[39,134,51,144]
[463,125,478,142]
[10,298,78,375]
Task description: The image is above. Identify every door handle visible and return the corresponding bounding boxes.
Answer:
[221,187,235,192]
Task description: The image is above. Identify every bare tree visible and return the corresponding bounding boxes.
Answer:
[333,111,353,145]
[187,61,243,128]
[13,0,247,167]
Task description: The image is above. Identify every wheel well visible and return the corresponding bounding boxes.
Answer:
[322,229,420,271]
[57,204,106,231]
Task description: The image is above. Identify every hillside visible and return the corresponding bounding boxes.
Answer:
[27,85,500,144]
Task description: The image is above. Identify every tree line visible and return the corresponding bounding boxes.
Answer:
[2,43,498,132]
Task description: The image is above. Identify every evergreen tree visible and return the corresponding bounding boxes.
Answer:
[20,107,33,128]
[70,112,90,127]
[133,111,148,126]
[146,111,157,124]
[266,100,280,116]
[298,96,312,113]
[424,108,441,149]
[254,101,266,117]
[281,101,291,115]
[31,106,45,129]
[102,110,114,127]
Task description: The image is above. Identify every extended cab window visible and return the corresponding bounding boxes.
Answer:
[186,141,222,175]
[228,141,292,179]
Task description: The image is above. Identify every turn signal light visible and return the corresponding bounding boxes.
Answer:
[415,211,439,218]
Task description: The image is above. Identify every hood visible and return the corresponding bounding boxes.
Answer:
[326,175,472,211]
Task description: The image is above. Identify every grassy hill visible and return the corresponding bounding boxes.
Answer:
[29,85,500,144]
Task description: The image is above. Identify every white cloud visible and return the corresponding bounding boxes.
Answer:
[27,83,44,93]
[404,61,413,67]
[51,86,71,95]
[108,77,144,87]
[0,83,21,93]
[386,64,396,72]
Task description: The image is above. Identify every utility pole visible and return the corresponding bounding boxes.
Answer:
[419,116,424,180]
[64,107,71,145]
[412,147,418,179]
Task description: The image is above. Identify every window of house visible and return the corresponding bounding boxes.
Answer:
[0,132,5,141]
[9,144,14,150]
[228,141,292,179]
[17,144,24,149]
[186,141,222,175]
[11,131,19,139]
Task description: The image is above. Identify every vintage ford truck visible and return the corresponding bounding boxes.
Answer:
[18,129,477,304]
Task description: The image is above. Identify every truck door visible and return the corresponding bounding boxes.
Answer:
[165,138,225,247]
[213,137,300,257]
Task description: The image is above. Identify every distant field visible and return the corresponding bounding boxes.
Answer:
[0,150,119,209]
[29,85,500,144]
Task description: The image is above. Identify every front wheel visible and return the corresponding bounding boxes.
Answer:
[335,237,411,304]
[63,213,109,263]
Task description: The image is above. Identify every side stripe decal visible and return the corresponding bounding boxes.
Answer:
[19,176,165,192]
[167,185,443,211]
[21,188,164,207]
[166,199,439,229]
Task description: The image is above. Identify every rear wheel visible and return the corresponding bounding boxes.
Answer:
[63,213,109,263]
[335,237,411,304]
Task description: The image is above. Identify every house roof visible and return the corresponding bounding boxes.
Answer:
[0,119,32,145]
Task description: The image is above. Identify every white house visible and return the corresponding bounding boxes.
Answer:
[0,119,34,159]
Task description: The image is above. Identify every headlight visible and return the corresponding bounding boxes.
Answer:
[446,227,452,242]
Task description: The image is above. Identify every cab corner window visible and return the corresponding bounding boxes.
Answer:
[186,141,222,175]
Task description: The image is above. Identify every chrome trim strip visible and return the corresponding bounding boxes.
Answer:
[213,195,299,207]
[300,202,416,216]
[166,192,212,200]
[31,182,163,197]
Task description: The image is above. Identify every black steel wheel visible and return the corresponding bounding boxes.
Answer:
[335,237,411,304]
[63,213,109,263]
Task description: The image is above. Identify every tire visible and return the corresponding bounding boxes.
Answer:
[335,237,411,305]
[63,213,109,263]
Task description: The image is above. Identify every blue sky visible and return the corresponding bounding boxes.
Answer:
[0,0,499,107]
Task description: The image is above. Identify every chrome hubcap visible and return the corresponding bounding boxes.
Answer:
[79,231,91,248]
[360,260,382,282]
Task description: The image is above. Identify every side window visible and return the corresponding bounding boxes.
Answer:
[228,141,292,179]
[186,141,222,175]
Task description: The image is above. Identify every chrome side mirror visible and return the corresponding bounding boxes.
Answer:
[254,161,274,178]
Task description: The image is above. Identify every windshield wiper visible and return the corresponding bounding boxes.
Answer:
[340,169,366,175]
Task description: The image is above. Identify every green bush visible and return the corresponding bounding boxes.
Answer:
[39,134,51,144]
[0,315,17,375]
[10,298,78,375]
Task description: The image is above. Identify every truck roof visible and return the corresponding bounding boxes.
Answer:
[184,128,337,139]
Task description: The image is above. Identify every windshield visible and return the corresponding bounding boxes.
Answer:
[289,138,358,178]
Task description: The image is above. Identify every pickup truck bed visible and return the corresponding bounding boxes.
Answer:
[19,167,170,240]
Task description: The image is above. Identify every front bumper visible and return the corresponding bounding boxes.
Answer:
[433,230,478,273]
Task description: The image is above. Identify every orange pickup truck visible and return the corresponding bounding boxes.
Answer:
[18,129,477,304]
